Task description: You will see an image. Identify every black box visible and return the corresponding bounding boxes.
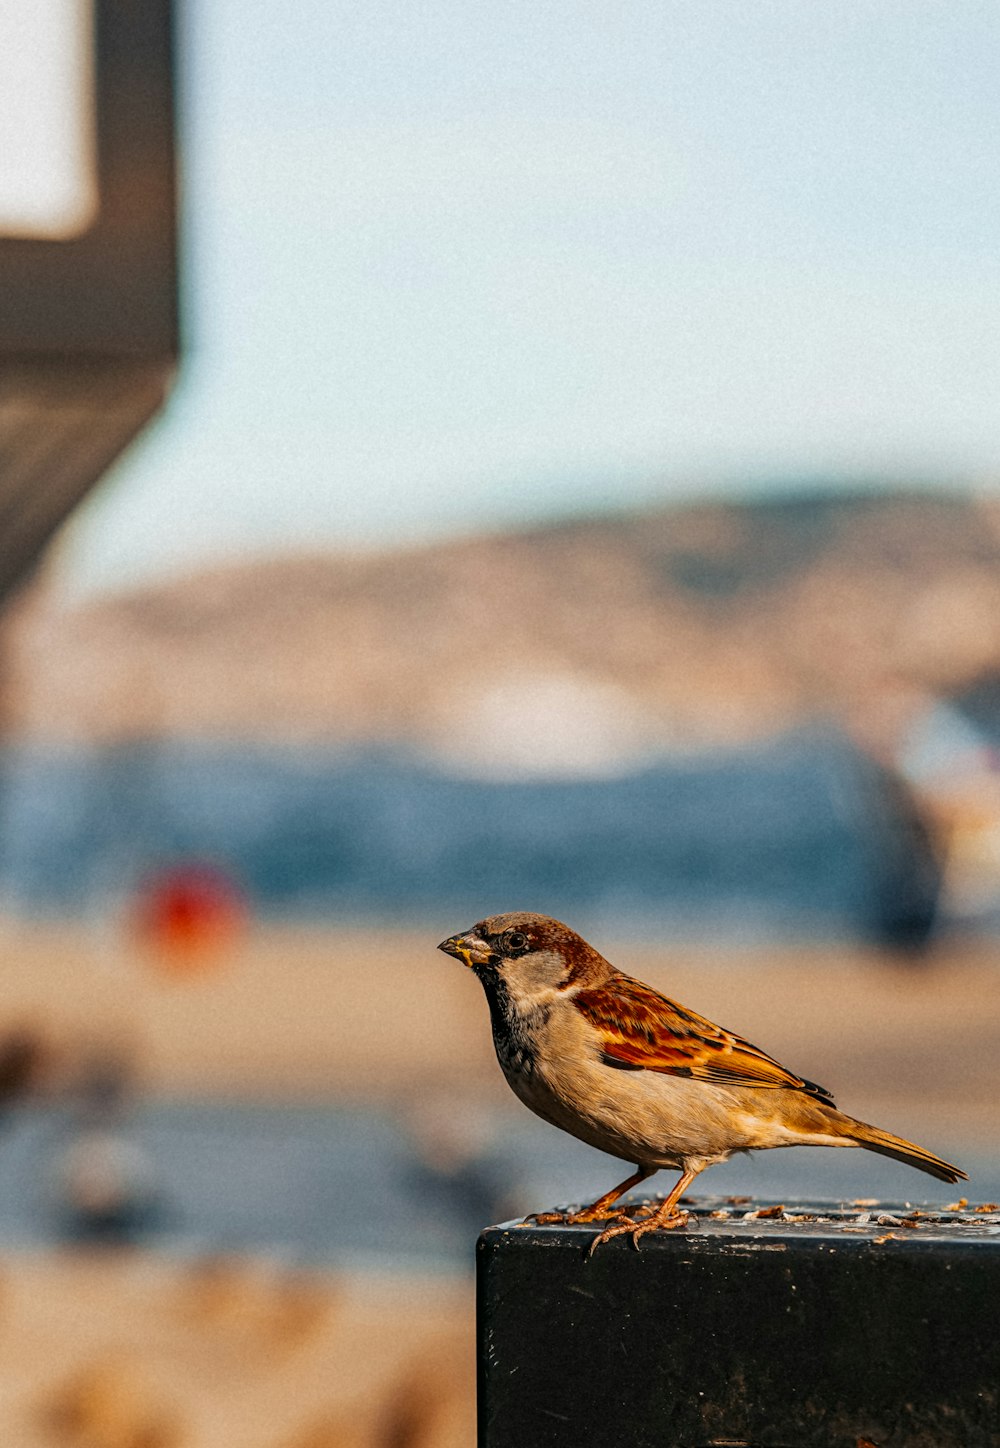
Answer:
[477,1200,1000,1448]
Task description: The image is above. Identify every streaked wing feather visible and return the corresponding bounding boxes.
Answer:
[576,973,834,1103]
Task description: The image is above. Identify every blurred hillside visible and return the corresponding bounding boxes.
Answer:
[6,488,1000,769]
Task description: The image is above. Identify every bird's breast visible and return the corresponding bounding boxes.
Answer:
[489,992,757,1168]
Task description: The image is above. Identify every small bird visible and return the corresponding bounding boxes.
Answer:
[438,912,966,1251]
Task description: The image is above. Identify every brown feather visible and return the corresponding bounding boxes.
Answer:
[574,972,835,1103]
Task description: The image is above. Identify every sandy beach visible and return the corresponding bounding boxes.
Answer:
[0,1252,474,1448]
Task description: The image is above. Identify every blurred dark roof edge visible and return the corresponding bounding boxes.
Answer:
[0,0,178,601]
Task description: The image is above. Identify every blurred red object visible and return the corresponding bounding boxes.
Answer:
[132,865,247,975]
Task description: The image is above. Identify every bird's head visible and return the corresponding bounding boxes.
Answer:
[437,912,610,999]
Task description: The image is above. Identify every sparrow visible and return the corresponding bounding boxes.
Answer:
[438,912,966,1251]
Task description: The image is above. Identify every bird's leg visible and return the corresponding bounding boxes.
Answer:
[528,1167,654,1226]
[567,1166,655,1223]
[588,1166,700,1254]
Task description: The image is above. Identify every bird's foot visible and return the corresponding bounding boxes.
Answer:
[526,1203,631,1227]
[566,1203,638,1225]
[587,1207,690,1257]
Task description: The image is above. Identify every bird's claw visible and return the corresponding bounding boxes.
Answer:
[587,1208,691,1256]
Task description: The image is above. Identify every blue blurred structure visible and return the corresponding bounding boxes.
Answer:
[0,728,942,945]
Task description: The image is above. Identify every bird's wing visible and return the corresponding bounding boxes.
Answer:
[574,973,834,1102]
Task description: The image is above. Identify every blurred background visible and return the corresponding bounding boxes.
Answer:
[1,1,999,1443]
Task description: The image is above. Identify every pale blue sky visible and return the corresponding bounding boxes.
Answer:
[60,0,1000,595]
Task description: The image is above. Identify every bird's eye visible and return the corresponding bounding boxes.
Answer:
[504,930,528,955]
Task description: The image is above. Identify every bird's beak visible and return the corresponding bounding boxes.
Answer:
[438,932,493,969]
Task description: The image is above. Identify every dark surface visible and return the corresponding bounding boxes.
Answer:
[478,1200,1000,1448]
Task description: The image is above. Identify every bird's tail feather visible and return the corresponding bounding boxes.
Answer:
[845,1119,966,1184]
